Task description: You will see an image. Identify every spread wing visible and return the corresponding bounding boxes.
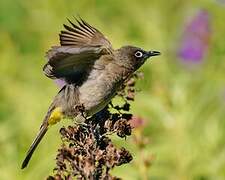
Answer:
[43,18,113,85]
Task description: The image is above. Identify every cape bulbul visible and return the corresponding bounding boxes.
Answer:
[21,18,160,169]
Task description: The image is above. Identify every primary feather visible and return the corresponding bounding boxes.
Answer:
[43,18,113,85]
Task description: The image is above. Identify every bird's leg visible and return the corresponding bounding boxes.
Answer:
[73,104,89,130]
[73,113,90,134]
[74,113,86,124]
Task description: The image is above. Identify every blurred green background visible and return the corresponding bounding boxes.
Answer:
[0,0,225,179]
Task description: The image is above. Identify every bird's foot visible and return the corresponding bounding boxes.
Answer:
[73,113,90,131]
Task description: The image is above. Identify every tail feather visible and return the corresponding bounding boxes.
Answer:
[21,125,48,169]
[21,85,68,169]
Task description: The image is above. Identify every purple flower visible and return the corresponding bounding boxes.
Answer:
[129,116,147,129]
[54,79,66,88]
[178,9,211,63]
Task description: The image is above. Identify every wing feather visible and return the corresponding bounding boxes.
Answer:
[59,17,112,48]
[44,17,113,85]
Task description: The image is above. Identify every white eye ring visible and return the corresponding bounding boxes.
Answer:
[135,51,143,58]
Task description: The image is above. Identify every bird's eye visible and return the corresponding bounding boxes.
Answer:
[134,51,143,58]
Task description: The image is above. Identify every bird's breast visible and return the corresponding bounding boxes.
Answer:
[78,66,123,116]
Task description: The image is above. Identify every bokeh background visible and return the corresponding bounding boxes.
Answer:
[0,0,225,179]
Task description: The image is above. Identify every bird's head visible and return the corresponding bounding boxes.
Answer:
[115,46,160,71]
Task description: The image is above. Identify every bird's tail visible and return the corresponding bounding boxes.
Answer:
[21,106,63,169]
[21,124,48,169]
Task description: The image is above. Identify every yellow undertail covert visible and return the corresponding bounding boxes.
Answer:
[48,107,63,126]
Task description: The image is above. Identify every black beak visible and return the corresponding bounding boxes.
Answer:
[147,50,161,57]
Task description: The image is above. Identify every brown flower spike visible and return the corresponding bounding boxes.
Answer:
[47,73,143,180]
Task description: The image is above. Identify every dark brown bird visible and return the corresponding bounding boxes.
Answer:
[21,17,160,169]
